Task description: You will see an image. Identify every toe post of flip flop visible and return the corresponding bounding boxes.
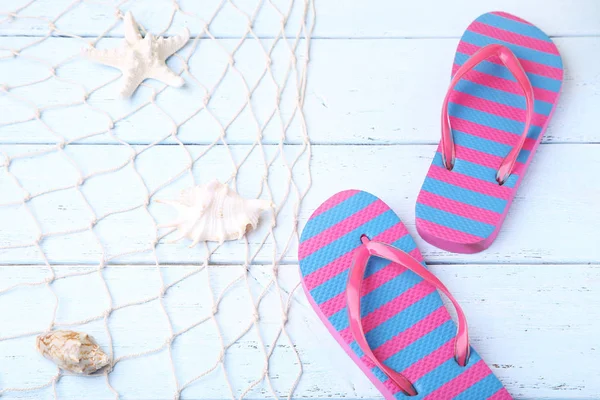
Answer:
[299,190,511,399]
[416,11,564,253]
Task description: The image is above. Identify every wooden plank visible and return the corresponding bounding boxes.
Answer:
[1,0,598,38]
[0,143,599,265]
[1,37,598,145]
[305,37,600,145]
[0,143,312,266]
[316,0,600,38]
[0,264,598,399]
[0,0,315,39]
[0,34,312,146]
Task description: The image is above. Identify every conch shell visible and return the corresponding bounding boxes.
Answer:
[158,180,272,245]
[36,330,110,374]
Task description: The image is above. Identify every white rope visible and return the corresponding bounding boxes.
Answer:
[0,0,315,398]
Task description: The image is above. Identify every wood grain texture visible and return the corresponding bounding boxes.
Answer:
[1,264,599,399]
[1,37,599,145]
[1,144,598,265]
[316,0,600,38]
[2,1,599,399]
[1,0,598,38]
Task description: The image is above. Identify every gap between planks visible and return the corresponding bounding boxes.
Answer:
[2,261,600,267]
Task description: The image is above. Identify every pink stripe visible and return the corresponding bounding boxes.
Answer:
[310,190,358,218]
[382,378,402,396]
[453,145,527,177]
[362,279,435,333]
[369,307,450,362]
[303,221,410,292]
[401,340,455,382]
[298,200,388,260]
[446,144,516,169]
[452,66,558,104]
[488,387,513,399]
[372,221,411,254]
[456,41,563,80]
[417,191,501,226]
[316,241,414,318]
[317,281,351,318]
[427,165,512,200]
[304,249,357,292]
[423,360,492,400]
[416,218,484,243]
[449,91,547,127]
[362,247,421,296]
[469,21,559,55]
[339,278,435,341]
[491,11,533,25]
[299,279,400,400]
[450,116,536,151]
[338,325,354,344]
[451,145,526,173]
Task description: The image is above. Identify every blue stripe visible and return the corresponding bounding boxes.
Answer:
[411,352,484,399]
[420,178,507,213]
[383,320,455,372]
[371,366,388,385]
[300,209,398,276]
[453,372,504,400]
[362,270,424,316]
[455,52,561,93]
[453,130,530,165]
[449,102,540,141]
[365,292,443,349]
[309,226,414,305]
[454,79,553,115]
[326,296,350,331]
[364,234,417,281]
[462,30,562,69]
[348,292,443,357]
[325,259,425,331]
[318,234,417,315]
[309,223,420,330]
[432,152,519,188]
[311,271,350,307]
[301,191,375,241]
[416,203,495,238]
[476,13,552,42]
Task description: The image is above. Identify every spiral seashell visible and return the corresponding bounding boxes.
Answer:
[158,180,272,246]
[36,330,110,375]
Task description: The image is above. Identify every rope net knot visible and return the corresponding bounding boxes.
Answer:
[0,0,315,398]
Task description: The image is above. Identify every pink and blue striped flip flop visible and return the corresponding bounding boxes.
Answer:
[298,190,511,399]
[416,12,564,253]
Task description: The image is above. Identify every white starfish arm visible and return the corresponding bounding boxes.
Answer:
[150,64,184,87]
[156,28,190,60]
[119,68,145,98]
[81,46,125,69]
[123,11,142,45]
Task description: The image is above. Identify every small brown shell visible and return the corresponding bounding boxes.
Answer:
[36,330,110,374]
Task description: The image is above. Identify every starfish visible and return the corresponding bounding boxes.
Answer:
[82,11,190,97]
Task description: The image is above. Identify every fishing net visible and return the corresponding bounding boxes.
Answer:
[0,0,315,398]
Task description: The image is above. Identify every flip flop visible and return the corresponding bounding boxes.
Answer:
[298,190,511,399]
[415,12,564,253]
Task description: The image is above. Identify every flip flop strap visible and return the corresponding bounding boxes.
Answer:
[346,235,470,396]
[440,43,535,185]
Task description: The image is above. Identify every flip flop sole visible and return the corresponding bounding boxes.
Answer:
[299,190,511,399]
[416,12,564,253]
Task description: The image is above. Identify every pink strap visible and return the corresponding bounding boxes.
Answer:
[440,44,535,184]
[346,236,470,396]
